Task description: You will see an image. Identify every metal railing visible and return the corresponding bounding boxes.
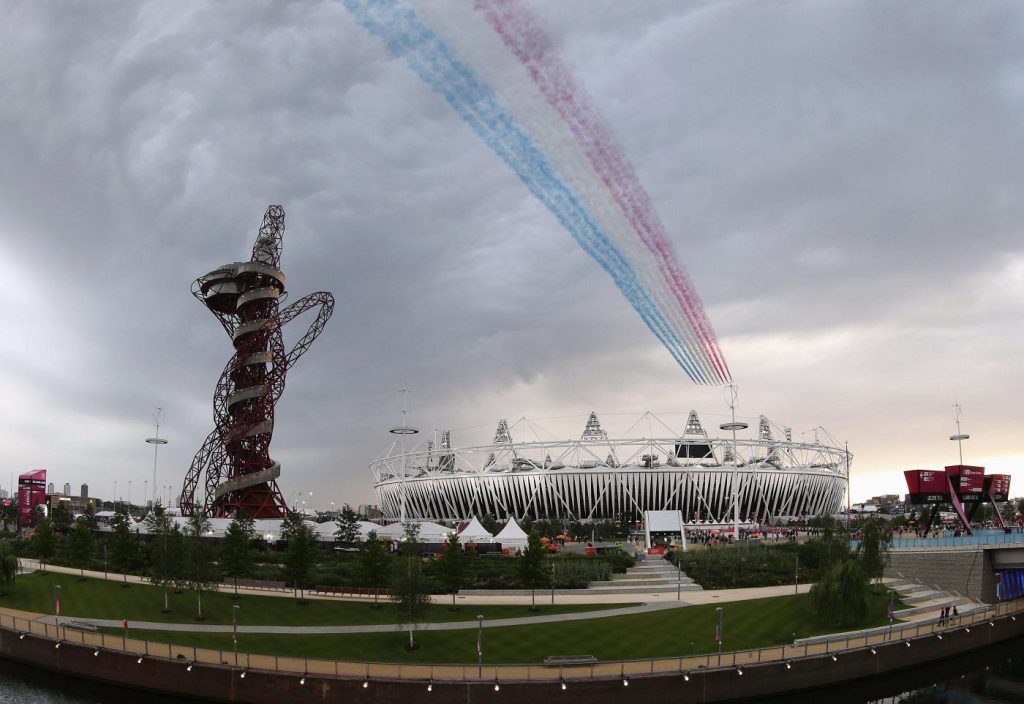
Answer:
[854,531,1024,552]
[5,598,1022,686]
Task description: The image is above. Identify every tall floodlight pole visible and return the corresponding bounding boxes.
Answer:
[719,384,748,541]
[950,401,969,465]
[845,441,851,530]
[389,387,419,525]
[146,407,168,507]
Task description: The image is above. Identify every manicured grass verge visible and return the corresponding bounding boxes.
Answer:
[5,572,628,626]
[114,591,903,664]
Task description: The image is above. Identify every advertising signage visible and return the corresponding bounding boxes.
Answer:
[904,469,949,504]
[947,465,985,496]
[17,469,46,527]
[988,474,1012,502]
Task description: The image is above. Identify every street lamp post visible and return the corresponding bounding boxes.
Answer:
[232,604,240,664]
[53,584,62,629]
[477,614,484,677]
[715,606,724,656]
[146,407,168,507]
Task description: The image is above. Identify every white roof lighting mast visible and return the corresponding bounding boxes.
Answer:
[950,401,969,465]
[389,387,419,526]
[719,384,748,542]
[145,406,168,507]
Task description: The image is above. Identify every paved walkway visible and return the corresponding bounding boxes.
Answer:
[17,559,834,635]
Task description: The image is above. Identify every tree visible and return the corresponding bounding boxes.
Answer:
[0,540,16,593]
[2,502,19,533]
[281,513,318,604]
[146,501,183,612]
[109,506,139,586]
[517,529,550,611]
[856,517,891,588]
[809,559,870,628]
[334,504,360,544]
[50,501,73,534]
[807,517,850,572]
[390,523,431,649]
[0,541,17,595]
[479,514,499,535]
[81,503,99,530]
[436,533,469,610]
[221,515,255,599]
[31,517,58,573]
[356,531,391,608]
[183,512,216,620]
[66,516,97,580]
[399,522,421,557]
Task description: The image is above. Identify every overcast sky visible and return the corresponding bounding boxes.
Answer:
[2,1,1022,511]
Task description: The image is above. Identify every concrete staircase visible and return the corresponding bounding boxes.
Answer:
[458,556,703,597]
[587,557,703,594]
[884,579,984,620]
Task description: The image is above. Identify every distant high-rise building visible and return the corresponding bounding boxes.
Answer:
[63,482,71,496]
[80,484,89,498]
[47,482,54,494]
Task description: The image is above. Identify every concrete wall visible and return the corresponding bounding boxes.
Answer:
[2,608,1024,704]
[885,549,997,602]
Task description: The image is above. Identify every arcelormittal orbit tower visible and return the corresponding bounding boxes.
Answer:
[179,206,334,518]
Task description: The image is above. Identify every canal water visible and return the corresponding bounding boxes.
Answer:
[0,638,1021,703]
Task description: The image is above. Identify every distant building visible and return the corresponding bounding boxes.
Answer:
[358,504,384,521]
[47,482,54,494]
[81,483,88,498]
[63,482,71,496]
[46,494,96,515]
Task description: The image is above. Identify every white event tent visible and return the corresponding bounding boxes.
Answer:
[457,517,493,544]
[492,518,528,551]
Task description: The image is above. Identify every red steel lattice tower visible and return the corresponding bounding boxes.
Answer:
[179,205,334,518]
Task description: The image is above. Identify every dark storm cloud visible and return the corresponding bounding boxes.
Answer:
[1,1,1022,506]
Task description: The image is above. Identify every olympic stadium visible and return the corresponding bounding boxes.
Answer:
[371,411,849,523]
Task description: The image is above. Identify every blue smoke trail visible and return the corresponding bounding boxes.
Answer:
[342,0,707,383]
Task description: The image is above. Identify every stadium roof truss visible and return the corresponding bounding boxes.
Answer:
[371,411,849,523]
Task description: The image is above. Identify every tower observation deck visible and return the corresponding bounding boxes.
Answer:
[179,205,334,518]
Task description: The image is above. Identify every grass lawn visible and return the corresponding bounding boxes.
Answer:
[4,572,627,626]
[115,591,902,664]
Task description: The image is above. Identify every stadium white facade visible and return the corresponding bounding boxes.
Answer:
[371,411,849,523]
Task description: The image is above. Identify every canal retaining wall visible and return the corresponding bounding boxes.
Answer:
[1,600,1023,704]
[885,548,997,602]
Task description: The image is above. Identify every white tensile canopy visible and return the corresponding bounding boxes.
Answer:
[493,518,528,550]
[416,521,454,540]
[457,517,493,544]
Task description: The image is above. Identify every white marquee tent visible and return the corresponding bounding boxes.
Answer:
[457,517,493,544]
[493,518,528,551]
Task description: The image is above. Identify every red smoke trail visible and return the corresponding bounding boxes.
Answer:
[475,0,730,383]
